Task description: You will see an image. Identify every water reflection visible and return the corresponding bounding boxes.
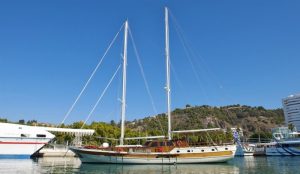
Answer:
[78,163,239,174]
[1,157,300,174]
[36,157,81,173]
[0,159,37,173]
[232,156,270,174]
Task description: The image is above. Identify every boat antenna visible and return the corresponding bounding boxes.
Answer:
[165,7,172,141]
[120,20,128,146]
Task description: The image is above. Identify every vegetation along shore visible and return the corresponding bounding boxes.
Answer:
[0,104,284,146]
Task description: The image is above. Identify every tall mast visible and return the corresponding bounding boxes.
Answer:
[165,7,172,141]
[120,20,128,146]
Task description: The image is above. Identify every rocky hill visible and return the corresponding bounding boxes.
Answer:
[127,104,284,138]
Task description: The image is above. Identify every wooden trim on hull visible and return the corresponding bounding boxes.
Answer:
[70,147,234,164]
[80,157,234,164]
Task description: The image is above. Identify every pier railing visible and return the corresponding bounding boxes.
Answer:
[240,138,272,144]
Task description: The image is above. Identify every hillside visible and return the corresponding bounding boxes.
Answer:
[0,104,285,145]
[127,104,284,138]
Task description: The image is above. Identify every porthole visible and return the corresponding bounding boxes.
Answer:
[201,150,204,152]
[212,149,215,151]
[187,150,190,152]
[177,150,180,153]
[225,148,228,150]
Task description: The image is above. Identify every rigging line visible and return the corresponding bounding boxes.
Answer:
[170,62,184,90]
[205,131,216,146]
[169,10,234,126]
[81,64,122,129]
[170,61,190,104]
[127,26,165,135]
[169,10,237,104]
[115,58,123,122]
[128,26,158,114]
[58,23,125,127]
[113,57,123,122]
[169,13,208,103]
[106,55,123,124]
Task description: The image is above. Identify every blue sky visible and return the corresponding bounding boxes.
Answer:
[0,1,300,124]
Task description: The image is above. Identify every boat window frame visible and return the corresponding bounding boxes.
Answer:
[36,134,46,138]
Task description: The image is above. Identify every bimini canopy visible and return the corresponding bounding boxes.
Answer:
[36,126,95,136]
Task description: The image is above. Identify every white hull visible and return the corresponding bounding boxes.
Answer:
[0,123,54,158]
[243,152,254,156]
[70,145,236,164]
[0,137,51,158]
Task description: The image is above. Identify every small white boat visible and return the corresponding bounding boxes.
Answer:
[0,123,55,159]
[235,142,254,156]
[243,144,255,156]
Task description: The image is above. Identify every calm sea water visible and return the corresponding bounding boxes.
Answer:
[0,156,299,174]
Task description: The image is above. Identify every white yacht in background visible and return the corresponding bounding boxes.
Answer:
[266,127,300,156]
[0,122,55,159]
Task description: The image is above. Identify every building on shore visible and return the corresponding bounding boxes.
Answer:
[282,94,300,131]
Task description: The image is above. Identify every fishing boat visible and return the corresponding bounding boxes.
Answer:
[0,122,55,159]
[70,7,236,164]
[266,127,300,156]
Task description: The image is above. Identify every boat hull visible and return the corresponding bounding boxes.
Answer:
[266,146,300,156]
[0,138,51,158]
[70,145,236,164]
[265,140,300,156]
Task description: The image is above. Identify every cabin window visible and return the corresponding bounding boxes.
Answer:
[201,150,204,152]
[187,150,190,152]
[212,149,215,151]
[21,134,27,137]
[177,150,180,153]
[225,148,228,150]
[159,142,165,146]
[36,134,46,138]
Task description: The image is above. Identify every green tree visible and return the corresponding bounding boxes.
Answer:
[19,119,25,124]
[288,123,295,132]
[0,118,8,123]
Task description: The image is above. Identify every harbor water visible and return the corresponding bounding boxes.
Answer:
[0,156,299,174]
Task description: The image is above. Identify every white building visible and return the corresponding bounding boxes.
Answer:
[282,94,300,131]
